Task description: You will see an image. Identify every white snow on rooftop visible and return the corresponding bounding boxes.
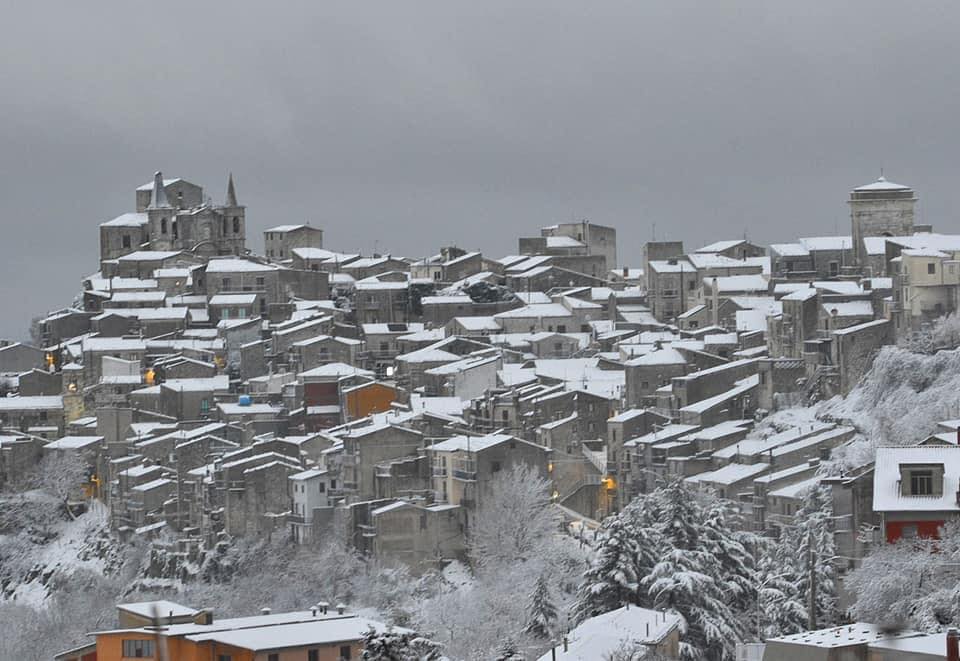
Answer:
[539,605,681,660]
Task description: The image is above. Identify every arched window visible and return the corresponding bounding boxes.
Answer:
[232,216,240,233]
[172,220,178,239]
[160,218,168,234]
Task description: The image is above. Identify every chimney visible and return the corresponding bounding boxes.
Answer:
[336,603,346,614]
[318,601,330,614]
[193,609,214,625]
[948,627,959,661]
[261,608,271,616]
[311,606,318,617]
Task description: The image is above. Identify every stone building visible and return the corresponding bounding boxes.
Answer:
[849,175,917,269]
[264,224,324,261]
[100,172,246,263]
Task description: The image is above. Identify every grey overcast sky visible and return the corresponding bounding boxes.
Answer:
[1,0,959,339]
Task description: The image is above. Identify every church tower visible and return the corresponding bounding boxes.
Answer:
[146,170,175,251]
[849,174,916,267]
[216,173,246,255]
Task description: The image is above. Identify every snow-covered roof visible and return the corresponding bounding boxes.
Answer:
[798,236,852,251]
[770,242,809,257]
[494,303,573,319]
[514,291,552,305]
[452,316,501,331]
[184,616,398,651]
[545,235,585,248]
[44,435,103,450]
[768,475,821,500]
[625,347,687,366]
[695,239,748,253]
[706,274,768,293]
[648,259,694,273]
[0,396,64,410]
[265,224,314,233]
[429,433,522,453]
[853,175,911,192]
[539,606,681,660]
[116,250,183,262]
[823,301,874,318]
[117,600,199,619]
[687,461,770,486]
[832,318,888,336]
[766,623,921,650]
[101,212,149,227]
[299,363,374,379]
[874,445,960,513]
[205,258,276,273]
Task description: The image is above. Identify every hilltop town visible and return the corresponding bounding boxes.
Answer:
[4,171,960,660]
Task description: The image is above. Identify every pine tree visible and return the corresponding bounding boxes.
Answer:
[523,574,558,639]
[701,501,758,613]
[361,627,442,661]
[575,515,641,620]
[785,486,838,629]
[640,481,746,660]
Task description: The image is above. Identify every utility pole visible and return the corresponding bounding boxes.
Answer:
[807,529,817,630]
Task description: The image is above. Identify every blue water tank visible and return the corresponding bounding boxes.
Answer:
[238,394,253,407]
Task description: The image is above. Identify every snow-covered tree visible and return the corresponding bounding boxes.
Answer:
[469,463,559,567]
[576,515,642,619]
[361,626,442,660]
[846,521,960,632]
[31,452,90,519]
[777,486,838,629]
[523,574,558,639]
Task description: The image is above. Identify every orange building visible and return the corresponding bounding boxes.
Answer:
[56,601,399,661]
[343,381,397,421]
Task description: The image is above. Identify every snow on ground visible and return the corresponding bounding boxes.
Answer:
[4,502,116,606]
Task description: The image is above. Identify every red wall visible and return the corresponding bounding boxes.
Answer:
[885,520,944,544]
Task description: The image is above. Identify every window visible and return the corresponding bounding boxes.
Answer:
[491,461,502,473]
[122,639,155,657]
[928,262,937,275]
[256,276,265,288]
[829,261,839,276]
[269,655,279,661]
[434,271,442,281]
[160,217,168,234]
[318,482,325,492]
[340,645,352,660]
[688,279,696,291]
[233,216,240,233]
[556,324,567,333]
[910,470,934,496]
[309,650,320,661]
[641,381,649,389]
[122,234,131,249]
[902,524,919,539]
[501,410,509,422]
[222,277,232,290]
[172,220,178,239]
[217,656,233,661]
[221,217,227,235]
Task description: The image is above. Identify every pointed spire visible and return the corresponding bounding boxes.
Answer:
[225,173,238,207]
[149,171,170,208]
